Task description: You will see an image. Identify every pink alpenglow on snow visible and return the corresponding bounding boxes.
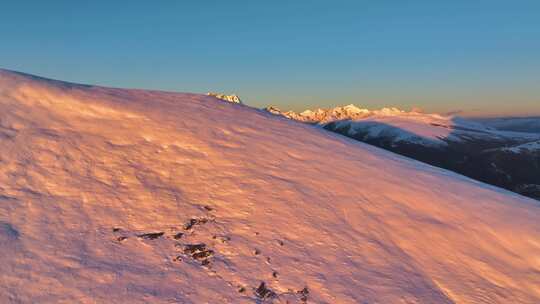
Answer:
[0,69,539,303]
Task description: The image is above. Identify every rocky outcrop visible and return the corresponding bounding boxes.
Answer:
[207,92,242,104]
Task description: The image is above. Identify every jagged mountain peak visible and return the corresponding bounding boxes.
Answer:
[265,104,419,123]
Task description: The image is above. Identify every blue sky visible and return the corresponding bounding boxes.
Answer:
[1,1,539,116]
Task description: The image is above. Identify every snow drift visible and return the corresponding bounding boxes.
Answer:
[0,69,539,303]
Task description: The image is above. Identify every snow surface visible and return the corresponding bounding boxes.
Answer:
[1,69,540,303]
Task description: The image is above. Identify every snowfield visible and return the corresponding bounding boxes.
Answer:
[1,69,540,304]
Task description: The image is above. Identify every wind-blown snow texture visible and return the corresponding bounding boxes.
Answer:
[1,69,539,304]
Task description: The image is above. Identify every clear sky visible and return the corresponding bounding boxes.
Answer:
[1,1,539,116]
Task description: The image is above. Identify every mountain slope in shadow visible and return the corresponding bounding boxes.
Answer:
[324,118,540,200]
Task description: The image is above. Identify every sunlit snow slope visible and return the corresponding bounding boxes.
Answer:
[1,69,539,304]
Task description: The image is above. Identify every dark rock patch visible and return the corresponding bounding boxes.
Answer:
[192,249,214,260]
[298,287,309,302]
[184,219,198,230]
[137,232,164,240]
[255,282,276,299]
[182,243,214,265]
[183,243,207,253]
[183,218,210,230]
[212,235,230,243]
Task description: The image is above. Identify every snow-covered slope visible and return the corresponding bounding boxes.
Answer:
[1,69,540,304]
[267,105,540,147]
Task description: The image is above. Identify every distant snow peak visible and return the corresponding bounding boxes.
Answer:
[265,104,374,123]
[332,104,371,117]
[265,104,438,125]
[341,104,365,114]
[376,107,404,116]
[207,92,242,104]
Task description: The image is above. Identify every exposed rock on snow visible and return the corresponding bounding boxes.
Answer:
[207,92,242,104]
[1,69,540,303]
